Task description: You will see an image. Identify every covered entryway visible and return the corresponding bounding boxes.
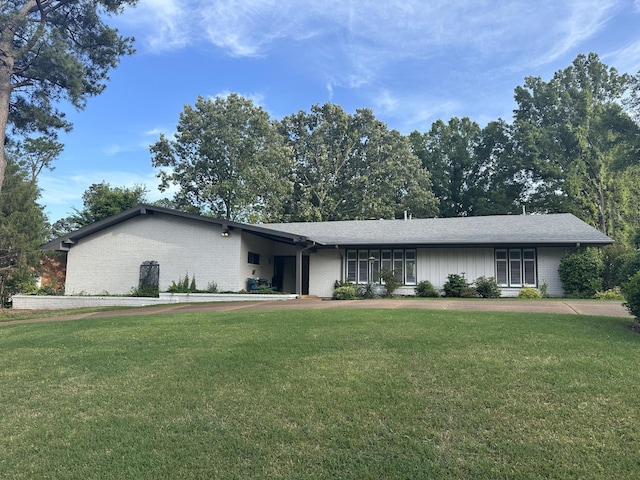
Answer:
[274,255,309,295]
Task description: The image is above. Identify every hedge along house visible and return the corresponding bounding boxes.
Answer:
[41,204,613,298]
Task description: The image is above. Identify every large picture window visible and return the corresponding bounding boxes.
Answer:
[496,248,536,287]
[345,249,417,285]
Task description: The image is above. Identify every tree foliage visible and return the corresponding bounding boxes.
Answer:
[622,272,640,322]
[151,94,293,222]
[52,182,147,236]
[513,53,640,239]
[558,248,604,298]
[0,0,137,192]
[409,118,527,217]
[280,103,438,221]
[0,157,46,303]
[9,136,63,182]
[409,117,481,217]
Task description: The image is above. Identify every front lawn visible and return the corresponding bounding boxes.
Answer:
[1,309,638,479]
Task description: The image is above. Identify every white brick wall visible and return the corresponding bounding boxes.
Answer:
[537,247,572,297]
[240,231,277,290]
[65,213,242,295]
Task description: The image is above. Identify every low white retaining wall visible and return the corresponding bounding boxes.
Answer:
[12,293,299,310]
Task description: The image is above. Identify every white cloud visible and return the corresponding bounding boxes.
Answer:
[121,0,625,90]
[524,0,618,68]
[605,40,640,74]
[120,0,189,51]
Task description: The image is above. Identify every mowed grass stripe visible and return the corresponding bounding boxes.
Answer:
[0,309,638,479]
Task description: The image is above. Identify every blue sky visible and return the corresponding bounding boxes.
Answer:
[38,0,640,222]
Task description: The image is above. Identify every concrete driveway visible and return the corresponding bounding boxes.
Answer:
[1,297,633,327]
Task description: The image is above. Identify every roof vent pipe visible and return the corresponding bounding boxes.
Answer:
[404,210,408,221]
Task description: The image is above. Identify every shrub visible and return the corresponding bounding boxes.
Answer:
[443,274,467,297]
[377,269,403,297]
[415,280,440,297]
[622,272,640,322]
[518,287,542,299]
[618,251,640,286]
[333,285,359,300]
[594,287,625,300]
[167,273,199,293]
[130,285,159,297]
[460,286,478,298]
[558,248,603,298]
[357,283,380,299]
[475,276,501,298]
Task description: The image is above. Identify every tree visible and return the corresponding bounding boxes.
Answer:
[9,136,63,182]
[52,181,147,235]
[513,53,640,241]
[409,117,482,217]
[0,157,46,304]
[151,94,294,222]
[0,0,137,192]
[280,103,438,221]
[472,120,529,215]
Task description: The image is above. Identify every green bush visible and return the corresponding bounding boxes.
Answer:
[475,276,501,298]
[167,273,199,293]
[460,286,478,298]
[377,269,403,297]
[618,251,640,286]
[130,285,159,297]
[594,287,625,300]
[415,280,440,297]
[558,248,603,298]
[357,283,380,299]
[518,287,542,299]
[622,272,640,322]
[333,285,359,300]
[443,274,467,297]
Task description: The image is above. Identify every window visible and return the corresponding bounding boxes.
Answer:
[523,249,536,285]
[496,248,536,287]
[345,249,416,285]
[248,252,260,265]
[358,251,369,283]
[496,250,508,285]
[405,250,416,284]
[346,250,357,282]
[509,250,522,286]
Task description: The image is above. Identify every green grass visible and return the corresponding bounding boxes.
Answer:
[1,309,639,479]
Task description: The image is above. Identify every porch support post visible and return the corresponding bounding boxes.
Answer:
[296,246,303,296]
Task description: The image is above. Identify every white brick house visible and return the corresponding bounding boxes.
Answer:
[41,205,613,298]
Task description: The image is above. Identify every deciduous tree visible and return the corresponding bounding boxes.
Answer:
[513,53,640,241]
[51,181,147,236]
[280,103,437,221]
[151,94,293,222]
[409,117,482,217]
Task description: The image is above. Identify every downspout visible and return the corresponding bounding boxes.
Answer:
[335,245,344,283]
[296,241,316,296]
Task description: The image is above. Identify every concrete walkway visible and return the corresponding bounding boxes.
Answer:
[0,297,633,327]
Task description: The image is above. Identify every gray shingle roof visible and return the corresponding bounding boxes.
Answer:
[265,214,613,246]
[41,205,613,252]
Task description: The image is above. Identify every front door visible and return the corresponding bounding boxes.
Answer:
[274,256,309,295]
